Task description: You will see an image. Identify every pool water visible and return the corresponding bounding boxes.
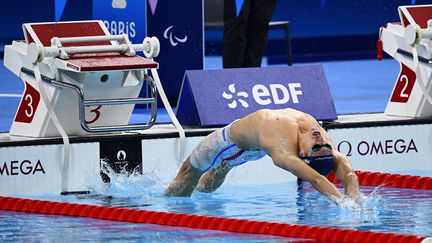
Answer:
[2,170,432,241]
[1,211,307,242]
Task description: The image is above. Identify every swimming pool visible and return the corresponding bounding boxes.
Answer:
[1,210,302,242]
[1,170,431,242]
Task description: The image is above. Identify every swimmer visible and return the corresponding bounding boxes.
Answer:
[165,108,361,204]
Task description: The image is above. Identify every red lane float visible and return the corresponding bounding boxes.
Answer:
[327,171,432,190]
[0,195,426,243]
[1,171,431,242]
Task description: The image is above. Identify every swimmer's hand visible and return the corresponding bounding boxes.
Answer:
[346,190,362,205]
[344,176,362,204]
[332,195,362,208]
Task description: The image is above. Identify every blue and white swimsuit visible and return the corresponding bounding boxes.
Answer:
[190,121,267,172]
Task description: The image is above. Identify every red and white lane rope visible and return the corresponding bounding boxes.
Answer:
[0,171,431,242]
[327,170,432,190]
[0,196,427,243]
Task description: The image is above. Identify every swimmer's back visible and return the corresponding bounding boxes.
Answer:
[231,109,302,150]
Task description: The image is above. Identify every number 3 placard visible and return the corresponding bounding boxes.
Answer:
[15,82,41,123]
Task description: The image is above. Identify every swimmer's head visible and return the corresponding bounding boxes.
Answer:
[305,143,333,157]
[299,143,334,176]
[299,153,334,176]
[298,128,333,157]
[298,128,334,176]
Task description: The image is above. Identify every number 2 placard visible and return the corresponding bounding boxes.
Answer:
[15,82,41,123]
[390,63,416,103]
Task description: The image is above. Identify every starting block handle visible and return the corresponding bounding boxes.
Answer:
[21,67,158,133]
[83,97,156,106]
[27,35,160,62]
[51,34,137,58]
[52,35,127,44]
[405,20,432,45]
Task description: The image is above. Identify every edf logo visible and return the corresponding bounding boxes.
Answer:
[222,83,303,109]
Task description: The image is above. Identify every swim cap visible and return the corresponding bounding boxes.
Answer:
[299,155,334,176]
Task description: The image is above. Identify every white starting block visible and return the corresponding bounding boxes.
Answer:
[379,5,432,117]
[4,20,164,137]
[0,20,188,195]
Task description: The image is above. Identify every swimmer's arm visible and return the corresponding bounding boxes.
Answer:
[333,151,361,202]
[268,149,344,203]
[165,158,204,197]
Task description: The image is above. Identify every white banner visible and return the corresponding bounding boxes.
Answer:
[0,143,99,195]
[328,124,432,176]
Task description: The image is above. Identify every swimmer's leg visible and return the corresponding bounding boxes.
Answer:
[196,161,232,193]
[165,157,204,197]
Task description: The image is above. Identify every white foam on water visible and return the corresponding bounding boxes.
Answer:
[334,186,382,211]
[84,160,171,203]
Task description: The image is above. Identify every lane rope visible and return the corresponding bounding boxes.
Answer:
[1,171,431,242]
[0,196,426,243]
[327,170,432,190]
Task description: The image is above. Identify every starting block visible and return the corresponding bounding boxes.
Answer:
[2,21,186,194]
[379,5,432,117]
[4,20,162,137]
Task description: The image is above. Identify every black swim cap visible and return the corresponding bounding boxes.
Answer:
[299,155,334,176]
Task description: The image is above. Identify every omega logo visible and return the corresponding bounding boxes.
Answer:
[337,138,418,157]
[0,160,46,176]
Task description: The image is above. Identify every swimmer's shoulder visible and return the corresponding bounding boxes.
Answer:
[239,109,300,131]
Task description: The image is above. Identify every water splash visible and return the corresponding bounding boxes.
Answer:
[83,160,169,205]
[362,186,382,205]
[334,186,382,212]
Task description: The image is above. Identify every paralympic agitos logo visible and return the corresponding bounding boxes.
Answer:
[0,159,46,176]
[163,25,188,47]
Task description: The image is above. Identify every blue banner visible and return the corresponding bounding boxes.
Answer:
[92,0,146,44]
[146,0,204,104]
[177,66,337,127]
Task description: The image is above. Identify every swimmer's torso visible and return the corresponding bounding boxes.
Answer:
[231,109,330,154]
[189,109,332,172]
